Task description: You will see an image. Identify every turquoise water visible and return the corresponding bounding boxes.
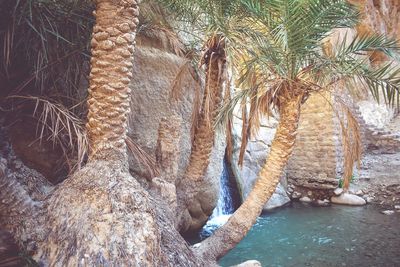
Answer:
[219,203,400,267]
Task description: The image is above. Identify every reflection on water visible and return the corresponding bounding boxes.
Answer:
[219,202,400,267]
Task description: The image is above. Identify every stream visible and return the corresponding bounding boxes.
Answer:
[219,203,400,267]
[199,157,400,266]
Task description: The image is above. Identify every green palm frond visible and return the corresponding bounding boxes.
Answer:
[335,33,400,61]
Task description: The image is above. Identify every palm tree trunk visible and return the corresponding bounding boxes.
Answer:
[178,35,226,232]
[86,0,139,164]
[32,1,167,265]
[196,92,304,261]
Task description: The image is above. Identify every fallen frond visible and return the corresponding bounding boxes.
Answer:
[8,95,88,171]
[126,136,160,179]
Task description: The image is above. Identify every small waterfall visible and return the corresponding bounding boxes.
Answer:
[201,155,240,237]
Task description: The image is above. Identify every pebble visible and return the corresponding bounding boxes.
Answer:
[300,196,312,203]
[334,188,343,196]
[316,199,330,207]
[365,196,374,203]
[381,210,395,215]
[292,191,301,199]
[355,190,363,196]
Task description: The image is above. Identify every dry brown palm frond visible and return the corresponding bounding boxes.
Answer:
[201,34,227,128]
[315,91,363,190]
[238,99,249,167]
[169,61,192,101]
[224,78,233,163]
[190,82,202,143]
[248,86,260,139]
[337,101,362,190]
[7,95,88,171]
[126,136,160,179]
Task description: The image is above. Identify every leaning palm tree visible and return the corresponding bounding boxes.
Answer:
[196,0,400,261]
[157,0,252,232]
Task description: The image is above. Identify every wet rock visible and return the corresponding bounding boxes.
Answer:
[381,210,395,215]
[233,260,262,267]
[331,193,366,206]
[300,196,312,203]
[316,199,330,207]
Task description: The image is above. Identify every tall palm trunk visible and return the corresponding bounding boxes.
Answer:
[31,1,166,265]
[178,35,226,232]
[196,91,304,261]
[87,0,139,163]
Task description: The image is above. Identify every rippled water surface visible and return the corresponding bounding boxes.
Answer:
[219,203,400,267]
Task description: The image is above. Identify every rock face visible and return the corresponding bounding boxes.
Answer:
[231,114,290,211]
[331,193,367,206]
[128,42,224,231]
[286,92,339,195]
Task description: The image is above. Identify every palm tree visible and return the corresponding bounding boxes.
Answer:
[157,0,253,232]
[196,0,400,261]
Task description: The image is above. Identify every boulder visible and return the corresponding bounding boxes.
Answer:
[264,183,291,211]
[331,193,366,206]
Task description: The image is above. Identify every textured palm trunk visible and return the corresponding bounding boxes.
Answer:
[178,35,226,232]
[31,1,166,265]
[86,0,139,164]
[196,92,304,261]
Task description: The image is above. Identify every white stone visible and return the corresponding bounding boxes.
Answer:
[355,190,363,196]
[395,205,400,210]
[331,193,366,206]
[334,188,344,196]
[365,196,374,203]
[381,210,395,215]
[292,191,301,199]
[316,199,330,206]
[300,196,312,203]
[264,183,291,211]
[234,260,262,267]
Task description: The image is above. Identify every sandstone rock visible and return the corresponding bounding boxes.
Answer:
[334,187,343,196]
[233,260,262,267]
[300,196,312,203]
[331,193,366,206]
[381,210,395,215]
[264,183,291,211]
[128,46,224,231]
